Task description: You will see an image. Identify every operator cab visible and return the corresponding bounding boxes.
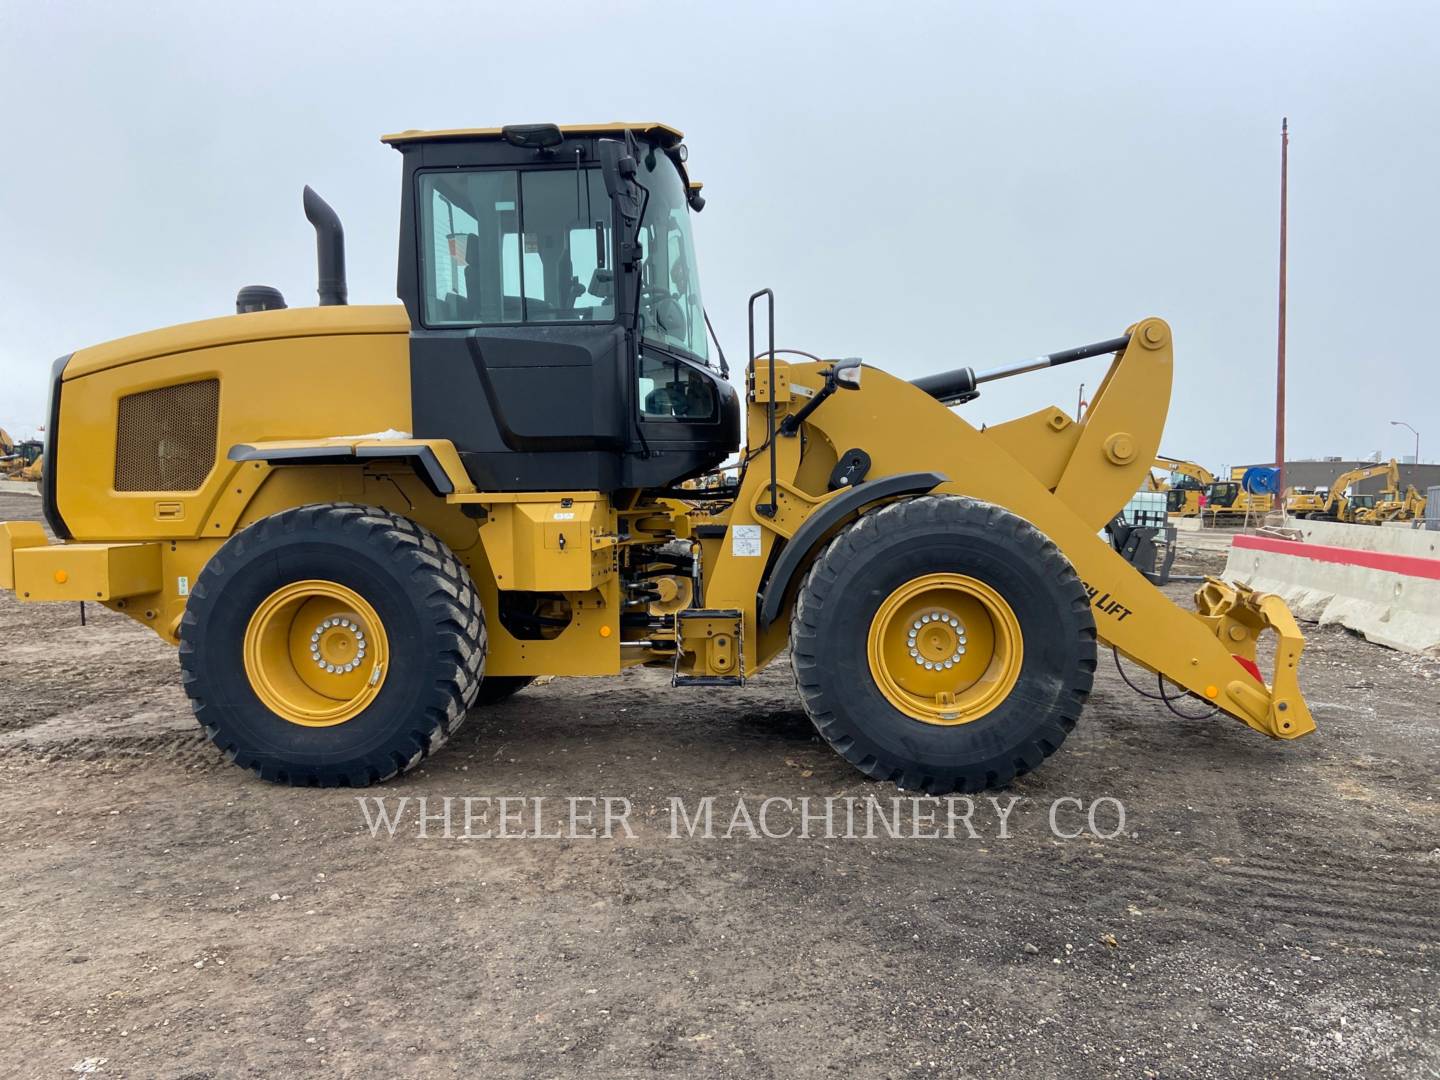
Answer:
[386,123,740,492]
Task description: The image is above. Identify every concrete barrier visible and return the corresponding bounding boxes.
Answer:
[1282,516,1440,557]
[1224,529,1440,655]
[0,480,39,497]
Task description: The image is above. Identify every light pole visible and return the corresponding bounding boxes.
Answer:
[1390,420,1419,464]
[1275,118,1289,496]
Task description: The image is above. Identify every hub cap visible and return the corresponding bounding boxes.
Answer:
[243,580,389,727]
[866,573,1023,725]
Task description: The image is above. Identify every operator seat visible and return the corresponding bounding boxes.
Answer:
[457,234,482,321]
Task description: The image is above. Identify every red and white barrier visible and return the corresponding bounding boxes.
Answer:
[1224,530,1440,654]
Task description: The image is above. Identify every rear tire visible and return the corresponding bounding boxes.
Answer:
[475,676,535,706]
[790,495,1096,794]
[179,504,485,786]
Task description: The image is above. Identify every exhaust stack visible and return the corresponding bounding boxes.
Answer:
[302,185,348,306]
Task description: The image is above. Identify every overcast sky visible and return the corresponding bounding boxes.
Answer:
[2,0,1436,471]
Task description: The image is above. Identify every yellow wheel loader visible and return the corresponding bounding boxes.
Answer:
[1363,484,1427,524]
[0,428,43,480]
[0,123,1315,791]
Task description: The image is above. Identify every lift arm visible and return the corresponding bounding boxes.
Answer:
[712,317,1313,741]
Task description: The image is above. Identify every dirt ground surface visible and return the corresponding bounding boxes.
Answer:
[0,490,1435,1079]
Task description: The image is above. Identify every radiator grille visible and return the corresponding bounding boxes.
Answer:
[114,379,220,492]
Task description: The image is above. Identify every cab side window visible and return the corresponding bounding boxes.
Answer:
[419,169,614,326]
[637,353,719,422]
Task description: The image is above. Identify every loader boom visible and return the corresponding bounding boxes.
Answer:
[707,318,1310,740]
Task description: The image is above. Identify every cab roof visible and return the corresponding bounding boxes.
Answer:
[381,122,684,147]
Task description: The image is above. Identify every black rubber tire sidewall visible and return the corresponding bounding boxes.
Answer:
[180,504,484,786]
[475,676,535,706]
[791,496,1096,792]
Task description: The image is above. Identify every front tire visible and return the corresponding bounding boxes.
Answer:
[790,496,1096,793]
[179,504,485,786]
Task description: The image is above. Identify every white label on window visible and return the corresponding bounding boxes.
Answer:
[177,576,190,597]
[732,525,762,557]
[553,511,576,520]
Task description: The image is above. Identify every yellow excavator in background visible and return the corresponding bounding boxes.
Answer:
[1154,455,1213,517]
[1296,459,1399,523]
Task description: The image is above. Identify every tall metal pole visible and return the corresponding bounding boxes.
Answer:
[1391,420,1419,464]
[1275,118,1289,496]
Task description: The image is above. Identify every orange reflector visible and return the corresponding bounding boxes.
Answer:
[599,625,612,638]
[1204,685,1219,699]
[53,570,68,584]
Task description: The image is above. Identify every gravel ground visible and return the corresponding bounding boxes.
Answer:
[0,491,1435,1079]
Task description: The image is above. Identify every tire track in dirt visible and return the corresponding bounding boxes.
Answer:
[1052,845,1440,953]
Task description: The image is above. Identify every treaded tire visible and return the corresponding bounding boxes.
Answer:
[790,495,1096,794]
[474,676,535,706]
[179,503,485,786]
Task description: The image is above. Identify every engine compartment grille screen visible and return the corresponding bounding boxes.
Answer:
[114,378,220,492]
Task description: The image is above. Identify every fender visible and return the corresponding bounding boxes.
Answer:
[227,437,474,498]
[758,471,946,629]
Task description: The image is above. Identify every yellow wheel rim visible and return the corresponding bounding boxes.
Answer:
[243,580,389,727]
[866,573,1023,726]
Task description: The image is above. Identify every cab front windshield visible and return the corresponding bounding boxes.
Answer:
[637,150,707,363]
